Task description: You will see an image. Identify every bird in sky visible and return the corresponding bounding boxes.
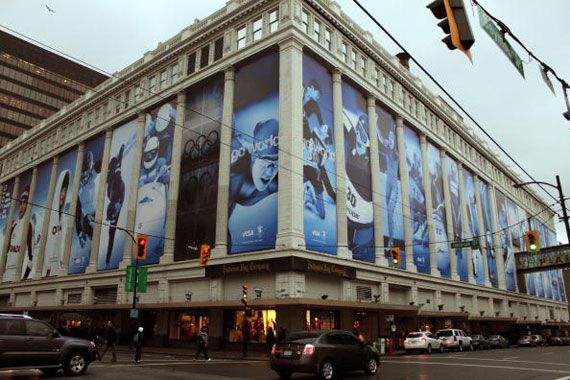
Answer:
[45,4,55,13]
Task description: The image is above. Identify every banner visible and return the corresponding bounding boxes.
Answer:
[97,119,138,270]
[69,133,104,274]
[377,106,405,268]
[0,180,15,277]
[448,157,467,281]
[463,169,484,285]
[428,143,449,278]
[3,170,33,282]
[302,54,337,255]
[175,76,223,261]
[133,102,176,265]
[229,53,279,254]
[479,180,498,287]
[342,81,374,263]
[43,148,78,277]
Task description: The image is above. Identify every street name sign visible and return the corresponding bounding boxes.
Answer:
[451,239,480,249]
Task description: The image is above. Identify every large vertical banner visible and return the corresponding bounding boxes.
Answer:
[479,180,498,287]
[463,169,484,285]
[495,190,515,291]
[43,148,77,277]
[26,161,52,280]
[69,134,104,274]
[302,54,336,255]
[134,102,176,265]
[97,120,137,270]
[448,157,467,281]
[229,53,279,254]
[3,171,33,282]
[0,180,15,276]
[404,127,429,273]
[427,144,449,278]
[377,107,405,268]
[175,76,223,261]
[342,81,374,262]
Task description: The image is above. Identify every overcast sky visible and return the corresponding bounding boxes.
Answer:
[1,0,569,243]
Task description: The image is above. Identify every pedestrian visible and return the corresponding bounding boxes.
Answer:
[194,326,211,361]
[100,321,117,362]
[133,327,144,363]
[266,327,276,356]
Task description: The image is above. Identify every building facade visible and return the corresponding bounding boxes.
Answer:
[0,0,567,348]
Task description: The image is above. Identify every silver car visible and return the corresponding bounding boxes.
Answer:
[404,332,443,354]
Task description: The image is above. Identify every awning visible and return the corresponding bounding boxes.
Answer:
[419,310,469,319]
[468,316,517,323]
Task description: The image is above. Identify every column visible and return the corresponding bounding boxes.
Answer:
[367,95,384,263]
[120,112,145,269]
[14,167,38,280]
[275,38,305,250]
[396,116,414,272]
[489,184,506,290]
[440,149,458,280]
[0,177,19,278]
[474,175,491,287]
[488,297,495,316]
[473,294,479,315]
[420,134,437,275]
[380,281,390,304]
[410,285,419,305]
[212,67,235,258]
[333,69,349,259]
[33,157,58,280]
[455,293,462,312]
[87,129,113,273]
[61,143,84,275]
[161,91,187,264]
[457,162,473,284]
[435,290,442,310]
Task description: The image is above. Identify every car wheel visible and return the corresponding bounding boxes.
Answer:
[458,343,463,352]
[365,356,379,375]
[277,370,292,379]
[64,350,88,376]
[319,359,335,380]
[469,343,474,351]
[426,345,432,354]
[439,345,444,353]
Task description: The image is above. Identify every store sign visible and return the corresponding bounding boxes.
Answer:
[305,260,352,278]
[516,244,570,274]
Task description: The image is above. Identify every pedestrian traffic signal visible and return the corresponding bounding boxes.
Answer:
[427,0,474,61]
[525,230,540,252]
[199,244,211,265]
[135,234,148,260]
[241,284,249,306]
[390,247,401,268]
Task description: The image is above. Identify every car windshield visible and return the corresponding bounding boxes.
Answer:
[436,330,453,337]
[284,331,322,343]
[407,333,423,338]
[488,335,500,339]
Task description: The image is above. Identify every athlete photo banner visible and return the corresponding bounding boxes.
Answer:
[495,190,515,291]
[43,148,77,277]
[229,53,279,254]
[3,170,33,282]
[479,180,498,287]
[428,143,449,278]
[302,54,337,255]
[69,133,104,274]
[404,126,429,273]
[448,157,467,281]
[134,101,176,265]
[463,169,484,286]
[377,106,405,268]
[342,81,374,263]
[0,180,15,276]
[97,119,137,270]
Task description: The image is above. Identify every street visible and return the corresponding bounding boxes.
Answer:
[3,346,570,380]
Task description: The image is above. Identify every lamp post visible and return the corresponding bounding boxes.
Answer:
[514,175,570,244]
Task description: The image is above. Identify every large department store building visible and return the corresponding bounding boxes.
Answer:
[0,0,567,348]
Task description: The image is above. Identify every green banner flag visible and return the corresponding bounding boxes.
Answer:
[137,267,148,293]
[125,266,135,292]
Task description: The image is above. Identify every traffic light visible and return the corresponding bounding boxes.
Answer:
[241,284,249,306]
[427,0,475,60]
[135,234,148,260]
[525,230,540,252]
[390,247,402,268]
[199,244,211,265]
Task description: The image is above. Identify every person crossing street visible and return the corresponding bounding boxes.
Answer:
[194,326,211,361]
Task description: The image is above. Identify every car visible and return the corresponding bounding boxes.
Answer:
[469,334,491,350]
[435,329,473,352]
[530,335,547,347]
[270,330,380,380]
[548,336,562,346]
[561,336,570,346]
[517,335,532,347]
[487,334,509,349]
[404,332,443,354]
[0,314,97,376]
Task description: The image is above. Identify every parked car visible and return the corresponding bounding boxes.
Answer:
[270,330,380,380]
[487,334,509,349]
[404,332,443,354]
[0,314,97,376]
[517,335,532,347]
[435,329,473,352]
[561,336,570,346]
[548,336,562,346]
[530,335,547,347]
[469,334,490,350]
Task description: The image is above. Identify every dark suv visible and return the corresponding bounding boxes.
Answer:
[0,314,97,376]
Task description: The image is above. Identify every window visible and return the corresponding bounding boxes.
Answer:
[87,112,93,128]
[123,89,130,109]
[26,320,54,337]
[200,45,209,69]
[214,37,223,61]
[361,56,367,76]
[135,81,143,101]
[269,9,279,33]
[374,68,380,87]
[115,98,121,114]
[169,311,209,342]
[302,10,309,33]
[0,319,25,335]
[149,75,157,93]
[160,70,167,89]
[237,25,246,49]
[187,52,197,74]
[171,64,179,82]
[252,17,263,41]
[351,50,357,69]
[313,19,321,41]
[224,309,276,343]
[341,42,347,62]
[325,29,332,50]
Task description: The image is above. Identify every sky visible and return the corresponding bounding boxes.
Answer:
[1,0,569,243]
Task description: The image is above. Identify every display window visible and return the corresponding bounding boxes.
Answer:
[306,309,339,330]
[169,311,209,341]
[224,309,276,343]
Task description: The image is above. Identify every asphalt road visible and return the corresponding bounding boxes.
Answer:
[3,346,570,380]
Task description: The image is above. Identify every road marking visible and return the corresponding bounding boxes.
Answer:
[543,352,554,355]
[91,360,262,368]
[406,356,570,367]
[552,377,570,380]
[384,360,570,374]
[502,356,520,360]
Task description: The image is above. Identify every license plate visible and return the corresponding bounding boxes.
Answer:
[283,350,292,356]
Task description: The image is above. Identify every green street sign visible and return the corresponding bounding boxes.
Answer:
[125,266,135,292]
[125,266,148,293]
[451,240,472,249]
[471,239,480,250]
[137,267,148,293]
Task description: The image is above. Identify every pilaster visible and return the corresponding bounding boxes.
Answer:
[474,175,491,287]
[420,134,437,275]
[489,184,507,290]
[457,162,473,284]
[396,116,414,272]
[367,95,383,264]
[34,157,58,280]
[440,149,458,281]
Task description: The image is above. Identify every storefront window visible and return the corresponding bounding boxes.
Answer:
[306,310,339,330]
[224,309,276,343]
[169,311,209,341]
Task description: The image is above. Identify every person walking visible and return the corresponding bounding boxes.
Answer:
[133,327,144,363]
[266,327,276,356]
[100,321,117,362]
[194,326,211,361]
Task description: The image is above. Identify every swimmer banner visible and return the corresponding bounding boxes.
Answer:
[229,52,279,254]
[0,179,15,274]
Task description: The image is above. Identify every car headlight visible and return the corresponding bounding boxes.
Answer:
[89,341,96,348]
